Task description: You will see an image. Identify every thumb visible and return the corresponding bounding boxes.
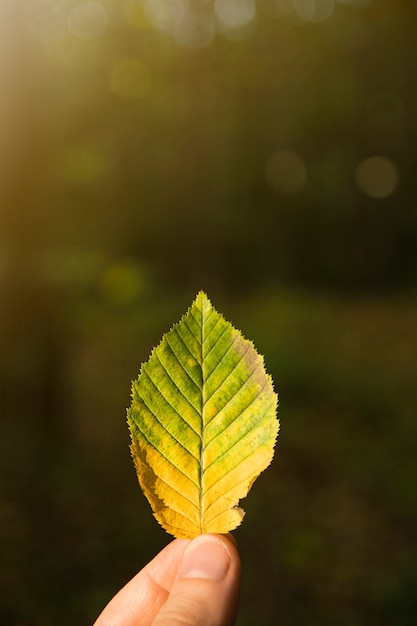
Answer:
[152,534,241,626]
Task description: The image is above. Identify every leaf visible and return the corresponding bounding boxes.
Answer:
[127,291,279,539]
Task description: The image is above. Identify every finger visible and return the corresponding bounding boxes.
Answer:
[152,534,241,626]
[93,538,190,626]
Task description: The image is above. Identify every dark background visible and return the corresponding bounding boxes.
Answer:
[1,1,416,625]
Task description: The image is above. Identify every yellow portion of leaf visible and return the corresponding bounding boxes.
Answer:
[128,291,279,539]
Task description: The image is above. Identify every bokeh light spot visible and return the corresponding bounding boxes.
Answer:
[265,149,306,194]
[214,0,256,30]
[174,9,216,48]
[67,1,108,40]
[109,59,151,100]
[144,0,187,33]
[294,0,334,22]
[355,156,399,198]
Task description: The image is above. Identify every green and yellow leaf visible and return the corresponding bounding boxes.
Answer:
[127,291,279,539]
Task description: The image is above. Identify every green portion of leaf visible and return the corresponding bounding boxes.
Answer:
[127,291,279,538]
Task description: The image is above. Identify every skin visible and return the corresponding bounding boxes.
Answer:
[93,534,241,626]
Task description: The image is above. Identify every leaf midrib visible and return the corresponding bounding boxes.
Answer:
[199,298,207,533]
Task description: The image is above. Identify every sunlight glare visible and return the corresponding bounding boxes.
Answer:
[355,156,399,199]
[174,9,216,48]
[30,8,68,45]
[144,0,188,33]
[214,0,256,30]
[294,0,334,22]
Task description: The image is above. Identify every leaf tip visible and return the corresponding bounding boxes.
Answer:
[194,289,211,306]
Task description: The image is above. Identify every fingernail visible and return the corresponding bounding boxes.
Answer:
[180,536,231,581]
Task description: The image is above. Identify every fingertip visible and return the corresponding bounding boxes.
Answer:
[223,532,239,549]
[180,535,232,581]
[208,533,240,567]
[152,533,241,626]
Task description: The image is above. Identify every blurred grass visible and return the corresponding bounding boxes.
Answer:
[1,286,416,625]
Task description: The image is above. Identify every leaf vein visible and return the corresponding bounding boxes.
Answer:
[171,327,202,375]
[205,390,266,449]
[204,398,276,475]
[164,335,202,392]
[135,425,200,491]
[205,366,260,425]
[183,318,201,344]
[203,426,275,514]
[202,475,252,523]
[202,313,222,344]
[141,369,200,438]
[151,476,200,515]
[204,342,251,405]
[135,391,200,463]
[154,352,201,416]
[203,324,231,364]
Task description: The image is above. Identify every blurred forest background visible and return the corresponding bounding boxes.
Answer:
[1,1,417,625]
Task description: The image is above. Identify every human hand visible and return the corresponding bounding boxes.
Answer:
[93,534,241,626]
